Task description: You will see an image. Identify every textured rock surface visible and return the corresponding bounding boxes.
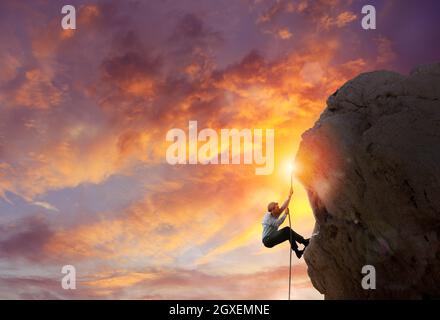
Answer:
[296,63,440,299]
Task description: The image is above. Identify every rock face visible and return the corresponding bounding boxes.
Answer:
[296,63,440,299]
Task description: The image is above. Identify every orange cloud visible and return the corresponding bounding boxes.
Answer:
[77,264,319,299]
[0,0,400,300]
[11,69,65,109]
[335,11,357,27]
[375,35,397,65]
[277,28,293,40]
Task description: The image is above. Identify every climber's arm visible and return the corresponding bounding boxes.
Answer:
[279,188,293,214]
[276,212,287,226]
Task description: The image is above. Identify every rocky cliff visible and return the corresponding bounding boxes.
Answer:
[296,63,440,299]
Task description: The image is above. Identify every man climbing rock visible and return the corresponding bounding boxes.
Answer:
[262,188,310,258]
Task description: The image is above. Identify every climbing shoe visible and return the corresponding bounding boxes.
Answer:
[295,249,304,259]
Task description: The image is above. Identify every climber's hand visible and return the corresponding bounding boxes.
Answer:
[286,208,290,215]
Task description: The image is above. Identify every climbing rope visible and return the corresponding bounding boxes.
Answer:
[288,167,294,300]
[288,207,293,300]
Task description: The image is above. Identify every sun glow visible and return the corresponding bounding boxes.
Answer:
[285,160,300,177]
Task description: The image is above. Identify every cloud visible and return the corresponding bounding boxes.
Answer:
[196,224,261,265]
[0,264,320,299]
[0,216,54,262]
[335,11,357,27]
[375,35,397,65]
[0,0,433,300]
[257,1,287,24]
[126,265,317,300]
[0,67,66,110]
[100,51,162,99]
[277,27,293,39]
[32,201,59,212]
[0,0,379,203]
[42,167,259,263]
[0,4,373,298]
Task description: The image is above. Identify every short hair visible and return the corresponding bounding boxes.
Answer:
[267,202,277,212]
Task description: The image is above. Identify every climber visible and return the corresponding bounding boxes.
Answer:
[262,187,310,258]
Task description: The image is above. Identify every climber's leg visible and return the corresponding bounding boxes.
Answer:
[283,227,308,258]
[263,227,298,250]
[263,227,308,259]
[284,227,301,252]
[289,228,309,246]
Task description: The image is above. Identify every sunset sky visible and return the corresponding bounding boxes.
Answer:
[0,0,439,299]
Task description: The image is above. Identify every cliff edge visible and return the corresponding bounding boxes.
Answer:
[296,63,440,299]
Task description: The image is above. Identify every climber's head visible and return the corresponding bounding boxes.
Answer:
[268,201,281,216]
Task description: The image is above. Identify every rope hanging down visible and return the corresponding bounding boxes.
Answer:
[288,207,293,300]
[288,167,294,300]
